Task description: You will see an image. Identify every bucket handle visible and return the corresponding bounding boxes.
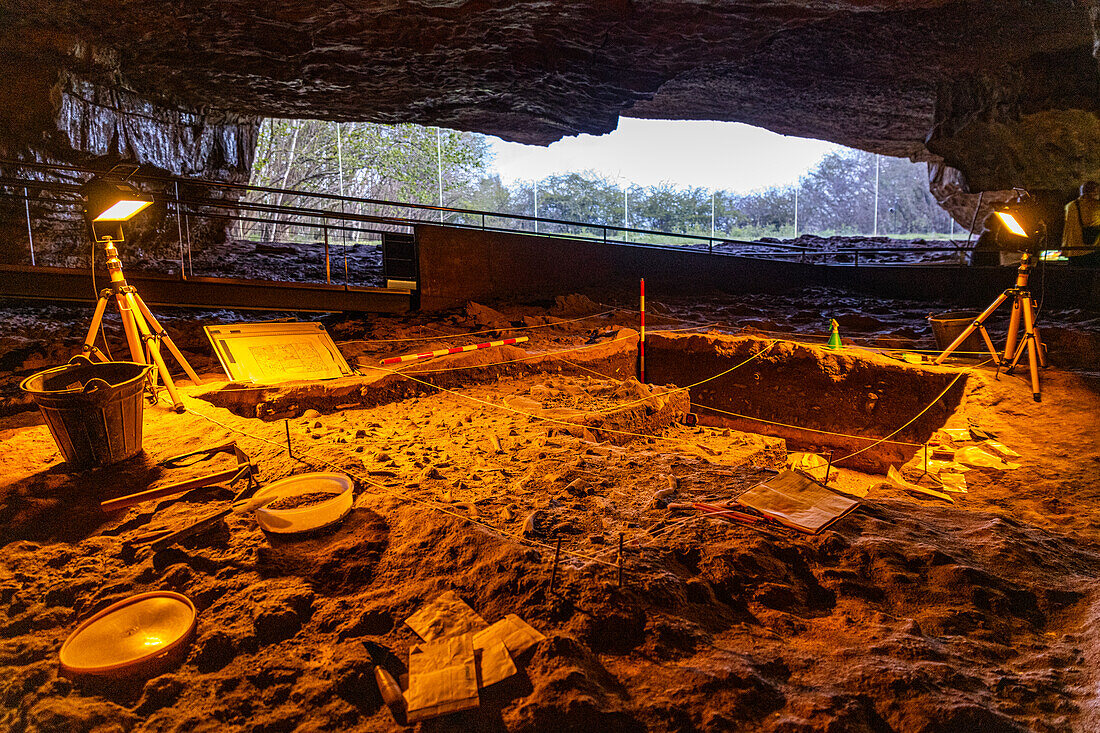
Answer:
[82,378,112,395]
[68,354,95,367]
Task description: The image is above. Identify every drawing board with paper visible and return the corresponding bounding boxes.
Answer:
[204,322,353,383]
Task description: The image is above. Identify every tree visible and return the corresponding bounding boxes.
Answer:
[245,120,491,241]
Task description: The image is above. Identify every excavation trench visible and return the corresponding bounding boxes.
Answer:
[201,331,963,474]
[646,333,967,472]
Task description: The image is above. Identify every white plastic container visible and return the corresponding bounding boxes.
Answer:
[252,472,354,534]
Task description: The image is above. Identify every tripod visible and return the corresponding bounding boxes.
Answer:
[933,255,1046,401]
[81,237,201,412]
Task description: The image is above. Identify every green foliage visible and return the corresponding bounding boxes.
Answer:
[248,119,954,243]
[246,119,490,241]
[458,150,954,241]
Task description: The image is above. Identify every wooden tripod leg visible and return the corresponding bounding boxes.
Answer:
[125,291,185,412]
[976,325,1001,366]
[1003,296,1023,363]
[1024,295,1048,368]
[132,294,202,385]
[1021,296,1041,401]
[115,291,145,364]
[935,291,1008,365]
[81,294,111,361]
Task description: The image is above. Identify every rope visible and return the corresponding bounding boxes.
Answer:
[694,403,924,447]
[364,364,706,447]
[831,364,978,465]
[176,344,986,578]
[621,301,993,356]
[183,404,620,569]
[595,340,778,413]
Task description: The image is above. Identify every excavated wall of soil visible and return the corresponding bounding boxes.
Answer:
[646,333,967,473]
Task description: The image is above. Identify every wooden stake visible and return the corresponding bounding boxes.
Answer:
[824,450,835,485]
[550,537,562,594]
[639,278,646,383]
[285,419,293,458]
[617,532,624,586]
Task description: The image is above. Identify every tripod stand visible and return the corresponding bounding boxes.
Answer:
[933,255,1046,401]
[81,237,201,412]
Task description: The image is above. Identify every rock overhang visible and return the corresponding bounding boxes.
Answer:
[3,1,1100,195]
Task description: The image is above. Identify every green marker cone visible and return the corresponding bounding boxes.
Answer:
[826,319,842,349]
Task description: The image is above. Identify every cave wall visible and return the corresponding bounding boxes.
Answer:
[0,51,259,266]
[4,1,1100,242]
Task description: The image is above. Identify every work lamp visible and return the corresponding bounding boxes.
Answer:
[76,173,199,413]
[82,178,154,242]
[991,197,1044,247]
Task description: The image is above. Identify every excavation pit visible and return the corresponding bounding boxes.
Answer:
[200,329,964,475]
[647,333,967,473]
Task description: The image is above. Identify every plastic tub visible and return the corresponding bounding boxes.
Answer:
[59,591,197,680]
[253,473,353,534]
[928,311,985,357]
[20,356,152,469]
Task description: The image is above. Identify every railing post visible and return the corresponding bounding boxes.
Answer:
[174,181,186,280]
[23,187,35,266]
[324,224,331,284]
[481,212,485,230]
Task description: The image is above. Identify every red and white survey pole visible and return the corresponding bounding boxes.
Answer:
[639,278,646,383]
[381,336,529,365]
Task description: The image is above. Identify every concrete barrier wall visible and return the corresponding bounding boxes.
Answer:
[415,224,819,309]
[415,224,1100,310]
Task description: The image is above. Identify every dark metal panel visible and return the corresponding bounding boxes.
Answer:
[0,266,411,313]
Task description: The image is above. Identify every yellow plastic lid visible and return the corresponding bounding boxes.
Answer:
[59,591,197,679]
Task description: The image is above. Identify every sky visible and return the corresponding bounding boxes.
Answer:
[486,118,846,194]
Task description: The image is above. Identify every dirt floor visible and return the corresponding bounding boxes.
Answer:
[1,290,1099,732]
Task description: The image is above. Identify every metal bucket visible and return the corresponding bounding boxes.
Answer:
[928,311,985,357]
[20,356,152,470]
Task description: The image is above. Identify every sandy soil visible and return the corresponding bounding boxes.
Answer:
[0,292,1099,732]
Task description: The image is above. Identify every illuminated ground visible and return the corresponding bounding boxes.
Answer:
[0,293,1098,731]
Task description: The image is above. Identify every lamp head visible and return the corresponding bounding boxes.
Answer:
[83,177,153,242]
[992,192,1044,252]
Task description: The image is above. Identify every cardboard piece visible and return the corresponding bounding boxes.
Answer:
[887,466,955,503]
[982,439,1020,460]
[736,470,859,534]
[405,591,488,642]
[473,614,547,660]
[955,445,1020,471]
[926,459,968,474]
[786,452,829,482]
[406,634,479,723]
[403,594,546,705]
[938,472,967,493]
[474,639,517,688]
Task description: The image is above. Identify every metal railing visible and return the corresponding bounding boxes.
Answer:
[1,159,978,288]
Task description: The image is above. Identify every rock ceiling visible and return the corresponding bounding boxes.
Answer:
[3,1,1100,195]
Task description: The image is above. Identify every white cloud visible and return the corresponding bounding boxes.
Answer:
[487,118,846,192]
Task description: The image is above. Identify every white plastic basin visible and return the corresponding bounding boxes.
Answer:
[252,472,353,534]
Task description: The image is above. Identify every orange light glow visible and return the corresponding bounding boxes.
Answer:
[94,199,151,221]
[995,211,1028,237]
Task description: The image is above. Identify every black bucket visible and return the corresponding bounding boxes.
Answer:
[928,311,985,357]
[20,356,153,470]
